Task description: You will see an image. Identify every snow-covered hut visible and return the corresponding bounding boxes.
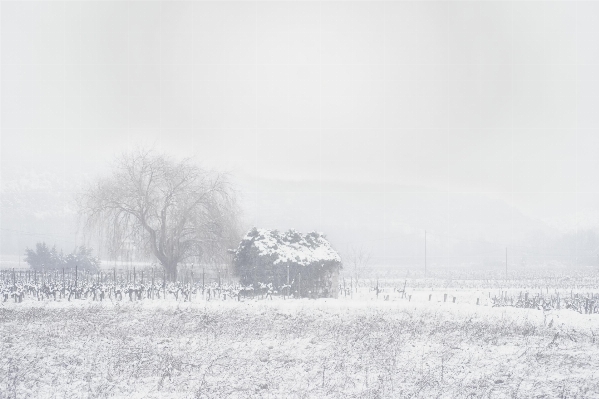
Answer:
[232,228,341,298]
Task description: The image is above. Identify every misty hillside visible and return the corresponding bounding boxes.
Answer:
[0,170,80,255]
[2,170,598,270]
[236,176,599,270]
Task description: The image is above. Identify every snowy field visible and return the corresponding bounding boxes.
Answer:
[2,290,599,398]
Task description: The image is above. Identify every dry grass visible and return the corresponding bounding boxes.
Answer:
[1,301,599,398]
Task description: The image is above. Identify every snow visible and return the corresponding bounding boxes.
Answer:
[3,285,599,398]
[237,228,341,266]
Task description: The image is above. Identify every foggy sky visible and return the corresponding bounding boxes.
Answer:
[2,1,599,263]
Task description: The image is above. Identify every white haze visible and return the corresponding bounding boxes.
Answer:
[2,1,599,270]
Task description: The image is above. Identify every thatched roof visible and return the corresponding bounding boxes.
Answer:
[233,228,341,267]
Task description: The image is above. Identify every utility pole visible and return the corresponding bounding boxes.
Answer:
[505,247,508,281]
[424,230,427,279]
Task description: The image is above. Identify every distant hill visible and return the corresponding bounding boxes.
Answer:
[2,171,597,271]
[1,170,80,255]
[233,175,599,270]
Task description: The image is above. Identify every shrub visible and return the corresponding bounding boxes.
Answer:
[24,242,100,272]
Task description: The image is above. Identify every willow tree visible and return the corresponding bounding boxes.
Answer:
[78,149,239,281]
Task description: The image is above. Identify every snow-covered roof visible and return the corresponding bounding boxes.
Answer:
[236,228,341,266]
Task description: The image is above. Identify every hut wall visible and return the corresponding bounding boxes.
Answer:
[331,268,339,299]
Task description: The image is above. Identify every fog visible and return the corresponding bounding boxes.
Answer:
[2,1,599,271]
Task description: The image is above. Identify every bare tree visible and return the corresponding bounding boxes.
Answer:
[78,148,240,281]
[346,246,372,291]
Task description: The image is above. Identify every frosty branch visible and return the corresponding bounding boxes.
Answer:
[78,149,240,281]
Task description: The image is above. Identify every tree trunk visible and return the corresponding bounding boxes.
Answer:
[163,262,178,282]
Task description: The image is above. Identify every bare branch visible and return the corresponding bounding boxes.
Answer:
[77,148,241,281]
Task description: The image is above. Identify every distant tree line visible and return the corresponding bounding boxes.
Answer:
[24,242,100,272]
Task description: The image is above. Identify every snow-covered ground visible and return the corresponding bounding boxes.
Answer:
[2,291,599,398]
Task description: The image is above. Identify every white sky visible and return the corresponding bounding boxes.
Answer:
[2,1,599,260]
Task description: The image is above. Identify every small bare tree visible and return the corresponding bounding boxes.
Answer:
[78,148,240,281]
[346,246,372,292]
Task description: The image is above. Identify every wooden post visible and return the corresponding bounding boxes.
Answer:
[586,299,590,314]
